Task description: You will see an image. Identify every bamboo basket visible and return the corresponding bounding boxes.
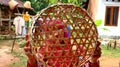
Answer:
[29,3,98,67]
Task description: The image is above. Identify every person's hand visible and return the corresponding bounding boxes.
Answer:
[90,41,101,63]
[24,40,37,66]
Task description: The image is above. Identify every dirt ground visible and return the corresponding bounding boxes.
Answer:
[0,40,120,67]
[0,40,18,67]
[0,46,17,67]
[100,57,120,67]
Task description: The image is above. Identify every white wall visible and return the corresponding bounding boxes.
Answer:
[96,0,120,37]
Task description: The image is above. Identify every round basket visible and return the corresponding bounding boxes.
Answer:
[30,3,98,67]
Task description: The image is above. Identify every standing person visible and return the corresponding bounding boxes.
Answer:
[24,19,71,67]
[24,19,101,67]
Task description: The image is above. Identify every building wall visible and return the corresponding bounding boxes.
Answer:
[96,0,120,37]
[0,6,13,35]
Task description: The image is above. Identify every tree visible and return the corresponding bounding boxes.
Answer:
[21,0,87,12]
[21,0,48,12]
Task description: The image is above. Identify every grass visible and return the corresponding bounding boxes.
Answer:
[100,45,120,58]
[0,38,27,67]
[8,48,27,67]
[0,40,4,48]
[0,40,10,49]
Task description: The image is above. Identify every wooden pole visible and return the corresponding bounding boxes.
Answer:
[8,10,12,32]
[0,7,2,33]
[11,7,19,52]
[113,40,117,49]
[0,7,2,26]
[11,34,16,52]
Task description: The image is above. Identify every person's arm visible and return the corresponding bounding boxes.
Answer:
[27,59,38,67]
[24,45,38,67]
[89,41,101,67]
[24,34,38,67]
[89,58,100,67]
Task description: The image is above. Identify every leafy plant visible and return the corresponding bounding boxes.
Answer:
[22,0,48,12]
[9,49,27,67]
[95,19,110,31]
[21,0,87,12]
[18,40,26,48]
[11,25,15,31]
[95,19,102,27]
[102,28,110,31]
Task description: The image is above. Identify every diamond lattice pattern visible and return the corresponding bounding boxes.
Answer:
[31,4,98,67]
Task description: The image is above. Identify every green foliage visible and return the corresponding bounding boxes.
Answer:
[0,36,12,40]
[49,0,57,4]
[56,0,87,7]
[0,36,4,40]
[18,40,26,48]
[21,0,87,12]
[95,19,111,32]
[11,25,15,31]
[16,39,26,48]
[101,45,120,58]
[9,49,27,67]
[95,19,102,27]
[9,56,27,67]
[102,28,110,31]
[22,0,48,12]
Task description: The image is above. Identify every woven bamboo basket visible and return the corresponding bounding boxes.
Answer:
[30,3,98,67]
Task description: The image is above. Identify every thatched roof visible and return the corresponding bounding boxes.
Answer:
[0,0,36,15]
[0,0,23,8]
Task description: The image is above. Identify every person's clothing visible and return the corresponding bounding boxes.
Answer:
[27,59,100,67]
[13,16,26,35]
[27,61,38,67]
[34,21,39,26]
[87,61,100,67]
[27,19,100,67]
[22,26,26,36]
